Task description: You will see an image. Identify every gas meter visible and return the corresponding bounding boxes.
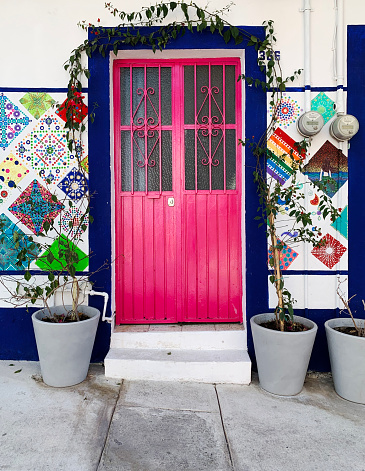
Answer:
[330,114,359,141]
[297,111,324,137]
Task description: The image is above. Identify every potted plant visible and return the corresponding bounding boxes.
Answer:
[0,191,102,387]
[325,281,365,403]
[248,143,341,395]
[0,86,103,387]
[242,26,340,394]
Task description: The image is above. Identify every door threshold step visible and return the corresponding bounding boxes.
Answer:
[104,348,251,384]
[111,326,246,350]
[114,323,244,333]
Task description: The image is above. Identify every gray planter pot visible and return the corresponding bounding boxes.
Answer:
[32,305,100,387]
[250,313,318,396]
[325,318,365,404]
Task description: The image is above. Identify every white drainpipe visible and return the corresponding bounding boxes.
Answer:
[334,0,345,279]
[303,0,312,112]
[335,0,345,115]
[302,0,312,310]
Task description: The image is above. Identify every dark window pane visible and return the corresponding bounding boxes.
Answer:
[161,68,172,125]
[184,66,195,124]
[226,129,236,190]
[225,65,236,124]
[161,131,172,191]
[185,129,195,190]
[132,67,145,125]
[146,67,159,128]
[120,67,131,126]
[133,131,145,192]
[211,129,224,190]
[121,131,131,191]
[196,65,209,125]
[147,131,160,192]
[197,129,209,190]
[211,65,223,124]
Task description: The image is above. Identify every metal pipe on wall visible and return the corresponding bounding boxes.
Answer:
[302,0,312,310]
[334,0,345,285]
[335,0,345,115]
[303,0,312,112]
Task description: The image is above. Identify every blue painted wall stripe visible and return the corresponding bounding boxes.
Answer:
[284,86,346,92]
[275,270,348,276]
[0,88,89,93]
[347,26,365,315]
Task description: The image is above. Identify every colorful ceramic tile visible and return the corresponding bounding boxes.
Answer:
[35,234,89,271]
[0,93,31,150]
[311,92,336,124]
[19,92,56,120]
[0,183,10,205]
[56,97,88,124]
[303,140,348,198]
[0,213,40,270]
[311,233,347,269]
[9,180,65,235]
[58,167,88,201]
[80,155,89,173]
[270,95,302,128]
[0,153,30,189]
[267,128,305,185]
[14,114,76,184]
[268,238,299,270]
[331,205,348,240]
[59,207,88,239]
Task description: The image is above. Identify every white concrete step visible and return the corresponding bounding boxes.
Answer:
[110,327,246,350]
[104,347,251,384]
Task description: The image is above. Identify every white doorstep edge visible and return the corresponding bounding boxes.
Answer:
[104,349,251,384]
[110,330,247,350]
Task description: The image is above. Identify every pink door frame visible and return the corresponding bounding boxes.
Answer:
[114,58,243,324]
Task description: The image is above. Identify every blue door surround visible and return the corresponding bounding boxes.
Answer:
[87,26,267,363]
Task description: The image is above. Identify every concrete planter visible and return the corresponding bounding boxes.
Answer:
[325,318,365,404]
[250,313,318,396]
[32,305,100,387]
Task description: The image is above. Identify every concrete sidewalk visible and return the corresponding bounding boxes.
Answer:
[0,362,364,471]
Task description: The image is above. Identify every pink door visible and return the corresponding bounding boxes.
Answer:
[114,59,242,324]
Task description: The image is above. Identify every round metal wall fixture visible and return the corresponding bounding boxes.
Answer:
[296,111,325,137]
[330,114,359,141]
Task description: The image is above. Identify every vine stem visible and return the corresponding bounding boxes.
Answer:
[268,212,284,332]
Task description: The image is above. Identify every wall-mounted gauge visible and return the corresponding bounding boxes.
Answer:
[296,111,325,137]
[330,114,359,141]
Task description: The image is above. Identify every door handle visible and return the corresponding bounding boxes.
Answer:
[167,197,174,207]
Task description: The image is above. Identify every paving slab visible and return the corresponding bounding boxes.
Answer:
[99,380,232,471]
[119,379,220,412]
[217,373,365,471]
[0,361,120,471]
[2,361,365,471]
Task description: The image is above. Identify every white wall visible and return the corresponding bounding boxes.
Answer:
[2,0,365,88]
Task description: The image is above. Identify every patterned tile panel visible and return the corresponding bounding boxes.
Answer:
[0,213,40,270]
[9,179,64,235]
[0,93,31,150]
[19,92,56,120]
[303,140,348,198]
